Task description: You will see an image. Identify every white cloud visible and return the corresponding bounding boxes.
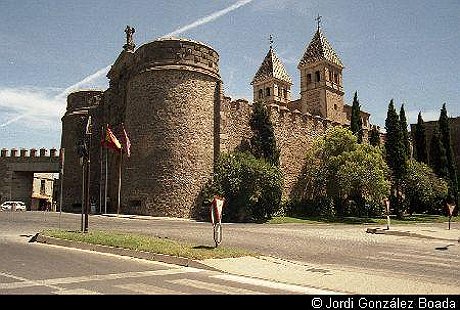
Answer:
[0,65,109,128]
[1,0,254,130]
[162,0,254,38]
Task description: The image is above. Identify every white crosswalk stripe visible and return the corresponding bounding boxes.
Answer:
[168,278,266,294]
[115,283,182,295]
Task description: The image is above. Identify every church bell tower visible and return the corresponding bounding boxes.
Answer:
[298,16,345,123]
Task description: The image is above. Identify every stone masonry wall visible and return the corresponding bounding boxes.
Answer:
[122,70,219,217]
[220,98,335,198]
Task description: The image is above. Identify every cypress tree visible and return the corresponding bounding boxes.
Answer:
[439,103,458,201]
[385,100,408,217]
[413,112,428,164]
[249,101,280,166]
[369,126,381,147]
[399,104,411,158]
[429,128,448,179]
[350,91,363,143]
[385,100,407,180]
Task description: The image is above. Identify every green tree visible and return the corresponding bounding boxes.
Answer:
[298,126,390,217]
[399,104,411,158]
[384,99,408,217]
[439,103,458,202]
[413,112,428,164]
[429,128,449,179]
[249,101,280,166]
[405,159,448,215]
[369,126,381,147]
[214,151,283,222]
[350,91,363,143]
[337,144,391,216]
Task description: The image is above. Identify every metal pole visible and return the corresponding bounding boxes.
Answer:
[104,147,108,214]
[81,160,85,232]
[117,150,122,215]
[84,127,92,232]
[59,148,65,229]
[99,125,103,215]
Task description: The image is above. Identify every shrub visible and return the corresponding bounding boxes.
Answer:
[214,151,283,222]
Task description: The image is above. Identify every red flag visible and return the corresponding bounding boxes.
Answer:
[121,124,131,157]
[101,125,122,152]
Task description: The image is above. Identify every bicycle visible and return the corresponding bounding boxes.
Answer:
[210,195,225,248]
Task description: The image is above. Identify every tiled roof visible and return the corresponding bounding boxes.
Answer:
[298,28,343,68]
[252,47,292,84]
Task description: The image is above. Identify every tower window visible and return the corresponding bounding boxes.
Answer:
[307,74,312,84]
[315,71,320,82]
[258,89,263,99]
[40,180,46,195]
[334,73,338,84]
[283,89,287,99]
[329,70,333,82]
[266,87,271,97]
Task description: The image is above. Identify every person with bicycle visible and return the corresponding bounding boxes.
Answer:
[210,194,225,247]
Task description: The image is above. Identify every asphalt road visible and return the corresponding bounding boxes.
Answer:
[1,211,459,294]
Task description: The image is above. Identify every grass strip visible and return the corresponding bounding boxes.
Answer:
[269,214,459,225]
[41,229,256,260]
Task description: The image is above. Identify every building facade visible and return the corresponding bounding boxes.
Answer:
[59,24,374,217]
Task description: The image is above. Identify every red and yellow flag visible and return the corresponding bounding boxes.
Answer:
[101,125,122,152]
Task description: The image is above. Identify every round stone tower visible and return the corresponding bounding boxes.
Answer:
[60,90,103,212]
[121,37,221,217]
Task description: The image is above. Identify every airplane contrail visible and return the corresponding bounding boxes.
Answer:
[162,0,254,38]
[1,0,254,128]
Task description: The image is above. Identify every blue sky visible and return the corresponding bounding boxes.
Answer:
[1,0,459,150]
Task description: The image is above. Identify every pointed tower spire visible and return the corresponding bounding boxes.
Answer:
[297,18,345,122]
[251,36,292,106]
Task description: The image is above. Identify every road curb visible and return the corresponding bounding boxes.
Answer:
[366,227,460,242]
[35,234,221,272]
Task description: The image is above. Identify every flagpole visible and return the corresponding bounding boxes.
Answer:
[58,148,65,229]
[99,125,103,215]
[104,145,108,214]
[117,149,122,215]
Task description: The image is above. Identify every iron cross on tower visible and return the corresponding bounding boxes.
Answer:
[316,14,322,30]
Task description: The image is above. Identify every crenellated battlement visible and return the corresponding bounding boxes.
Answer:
[0,148,60,158]
[221,96,343,132]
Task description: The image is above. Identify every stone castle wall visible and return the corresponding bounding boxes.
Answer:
[0,148,60,208]
[414,117,460,176]
[60,90,104,212]
[220,98,337,198]
[102,38,221,217]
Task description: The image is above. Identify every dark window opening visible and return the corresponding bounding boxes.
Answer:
[315,71,320,82]
[40,180,46,195]
[307,73,312,84]
[283,89,287,99]
[266,87,271,97]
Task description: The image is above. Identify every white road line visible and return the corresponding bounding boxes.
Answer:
[169,278,266,295]
[0,267,203,290]
[367,256,454,268]
[55,288,101,295]
[212,274,341,295]
[378,251,460,263]
[115,283,183,295]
